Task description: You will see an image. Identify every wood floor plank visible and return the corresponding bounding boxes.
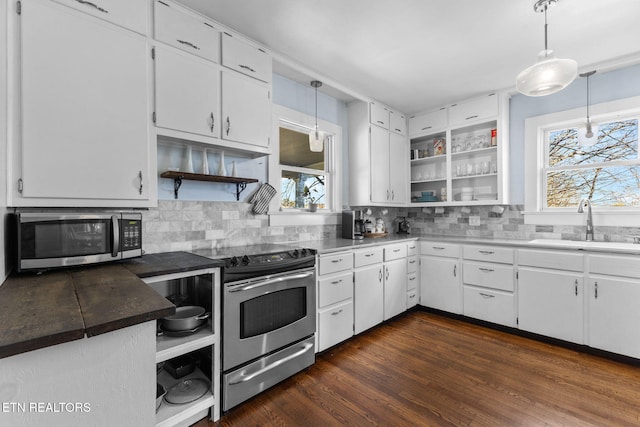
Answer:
[200,311,640,427]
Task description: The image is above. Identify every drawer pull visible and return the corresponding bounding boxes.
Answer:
[409,294,416,299]
[433,246,446,250]
[453,264,457,277]
[331,280,342,285]
[479,250,495,255]
[379,269,383,282]
[421,126,432,131]
[377,120,385,125]
[239,64,256,73]
[409,245,416,250]
[331,259,343,263]
[75,0,108,14]
[479,292,495,299]
[594,281,598,299]
[209,112,215,133]
[331,309,343,316]
[177,39,200,51]
[393,249,401,253]
[409,260,416,264]
[365,253,375,257]
[574,279,578,296]
[479,267,495,273]
[409,276,416,281]
[465,115,479,121]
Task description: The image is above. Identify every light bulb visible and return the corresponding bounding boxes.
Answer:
[577,120,598,147]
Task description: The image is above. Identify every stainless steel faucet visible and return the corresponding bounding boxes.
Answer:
[578,198,594,241]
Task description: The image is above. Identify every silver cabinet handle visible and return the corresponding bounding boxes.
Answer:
[18,178,23,193]
[209,112,215,133]
[331,280,342,285]
[229,271,314,292]
[177,39,200,50]
[365,253,375,257]
[479,267,494,273]
[331,309,343,316]
[387,189,390,200]
[465,115,479,121]
[409,259,416,264]
[138,170,143,195]
[75,0,108,13]
[377,120,385,125]
[433,246,445,250]
[409,294,416,299]
[409,276,416,281]
[479,250,494,255]
[391,190,395,200]
[594,281,598,299]
[421,126,432,131]
[379,269,383,282]
[575,279,578,296]
[385,267,390,281]
[393,249,401,253]
[479,292,495,298]
[111,215,120,257]
[239,64,256,73]
[228,342,313,384]
[331,259,342,263]
[226,116,231,135]
[453,264,457,277]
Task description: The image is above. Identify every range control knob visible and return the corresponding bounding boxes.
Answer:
[241,255,250,266]
[300,248,308,257]
[228,256,239,267]
[292,249,300,258]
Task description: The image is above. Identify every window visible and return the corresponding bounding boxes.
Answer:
[269,105,342,220]
[524,95,640,227]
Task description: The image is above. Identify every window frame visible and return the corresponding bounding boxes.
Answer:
[268,105,342,226]
[524,95,640,227]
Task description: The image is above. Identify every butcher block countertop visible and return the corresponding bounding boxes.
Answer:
[0,252,222,360]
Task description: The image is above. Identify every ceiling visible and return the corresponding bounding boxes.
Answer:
[177,0,640,114]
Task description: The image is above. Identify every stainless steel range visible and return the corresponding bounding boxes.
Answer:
[215,246,317,411]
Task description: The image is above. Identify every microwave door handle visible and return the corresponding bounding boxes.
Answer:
[228,271,314,292]
[111,215,120,258]
[227,342,314,385]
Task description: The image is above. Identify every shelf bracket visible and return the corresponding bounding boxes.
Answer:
[235,182,248,201]
[172,177,183,199]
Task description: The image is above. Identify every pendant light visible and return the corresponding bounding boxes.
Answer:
[516,0,577,97]
[309,80,324,152]
[577,70,598,146]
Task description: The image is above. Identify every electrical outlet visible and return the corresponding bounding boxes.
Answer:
[469,216,481,226]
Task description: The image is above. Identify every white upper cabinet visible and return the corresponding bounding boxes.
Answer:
[369,102,389,130]
[389,110,407,136]
[448,93,498,127]
[154,0,219,63]
[13,0,151,206]
[221,71,271,148]
[154,46,220,138]
[221,33,272,83]
[408,107,447,137]
[52,0,148,34]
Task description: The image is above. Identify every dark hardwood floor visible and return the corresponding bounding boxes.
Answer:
[196,310,640,426]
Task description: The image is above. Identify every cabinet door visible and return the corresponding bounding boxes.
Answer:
[409,108,447,136]
[448,93,498,126]
[384,259,407,320]
[370,102,389,129]
[221,71,271,148]
[354,265,384,334]
[370,125,390,203]
[155,46,219,138]
[20,0,149,201]
[388,131,408,204]
[589,277,640,358]
[52,0,148,34]
[518,268,583,344]
[318,300,353,351]
[420,256,461,314]
[221,33,272,83]
[389,111,406,136]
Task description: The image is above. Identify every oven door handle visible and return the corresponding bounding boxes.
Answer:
[228,271,314,292]
[228,342,314,385]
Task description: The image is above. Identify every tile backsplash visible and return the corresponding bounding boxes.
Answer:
[142,201,639,254]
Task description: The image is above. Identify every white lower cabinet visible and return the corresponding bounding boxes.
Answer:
[318,300,354,351]
[354,264,384,334]
[384,258,407,320]
[518,250,584,344]
[463,287,514,327]
[420,242,461,313]
[316,251,353,352]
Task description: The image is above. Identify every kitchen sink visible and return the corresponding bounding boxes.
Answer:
[527,239,640,253]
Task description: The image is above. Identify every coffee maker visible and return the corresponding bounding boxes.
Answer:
[342,210,365,240]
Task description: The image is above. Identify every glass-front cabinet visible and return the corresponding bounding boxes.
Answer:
[408,92,509,206]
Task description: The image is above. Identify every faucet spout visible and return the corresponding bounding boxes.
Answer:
[578,199,594,241]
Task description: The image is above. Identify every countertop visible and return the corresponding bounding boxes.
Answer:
[0,252,221,360]
[299,234,418,254]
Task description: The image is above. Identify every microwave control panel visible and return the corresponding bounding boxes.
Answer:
[121,219,142,250]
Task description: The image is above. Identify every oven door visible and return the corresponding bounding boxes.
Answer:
[223,267,316,371]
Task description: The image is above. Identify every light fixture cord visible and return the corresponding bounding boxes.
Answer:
[586,73,591,120]
[543,3,548,51]
[314,85,318,130]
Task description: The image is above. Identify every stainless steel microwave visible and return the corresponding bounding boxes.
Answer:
[13,211,142,272]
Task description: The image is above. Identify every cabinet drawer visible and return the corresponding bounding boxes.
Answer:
[589,254,640,278]
[318,252,352,275]
[154,0,219,62]
[53,0,148,34]
[221,33,272,83]
[421,242,459,258]
[318,272,353,308]
[389,111,406,136]
[463,261,514,291]
[407,271,418,291]
[448,93,498,126]
[407,256,418,274]
[409,107,447,136]
[407,241,418,257]
[518,249,584,272]
[463,285,515,327]
[385,243,407,261]
[369,102,389,129]
[353,247,383,268]
[463,245,513,264]
[407,289,418,308]
[318,300,353,351]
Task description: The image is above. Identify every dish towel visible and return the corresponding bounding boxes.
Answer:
[250,183,276,214]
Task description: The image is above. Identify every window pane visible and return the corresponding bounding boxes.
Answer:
[279,127,324,171]
[281,171,326,209]
[547,166,640,208]
[548,119,638,167]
